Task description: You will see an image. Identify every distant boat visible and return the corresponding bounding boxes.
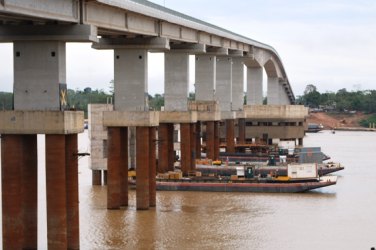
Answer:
[306,123,324,133]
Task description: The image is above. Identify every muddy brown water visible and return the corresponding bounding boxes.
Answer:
[1,130,375,249]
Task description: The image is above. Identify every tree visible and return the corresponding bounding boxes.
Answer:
[304,84,317,95]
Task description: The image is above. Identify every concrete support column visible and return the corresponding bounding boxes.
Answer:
[45,135,67,249]
[190,123,196,171]
[214,121,220,160]
[92,170,102,185]
[247,67,263,105]
[232,57,244,111]
[107,127,122,209]
[149,127,157,207]
[1,135,37,249]
[136,127,150,210]
[267,76,279,104]
[180,123,192,175]
[164,52,189,111]
[206,121,215,160]
[216,56,232,111]
[195,55,216,101]
[238,118,246,144]
[65,134,79,250]
[226,119,235,153]
[195,122,201,159]
[13,41,66,110]
[120,128,128,207]
[114,49,148,111]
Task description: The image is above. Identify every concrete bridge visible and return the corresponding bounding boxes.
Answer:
[0,1,306,249]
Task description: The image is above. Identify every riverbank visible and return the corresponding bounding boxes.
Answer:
[307,111,373,130]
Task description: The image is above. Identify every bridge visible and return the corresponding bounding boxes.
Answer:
[0,1,306,249]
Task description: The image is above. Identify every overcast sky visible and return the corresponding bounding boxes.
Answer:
[0,0,375,96]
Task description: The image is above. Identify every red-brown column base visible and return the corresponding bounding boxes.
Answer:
[92,170,102,185]
[226,119,235,153]
[103,170,108,186]
[1,134,38,250]
[190,123,196,171]
[157,123,169,173]
[46,135,68,249]
[120,128,128,207]
[180,123,191,176]
[22,135,38,250]
[65,134,80,249]
[149,127,157,207]
[107,127,122,209]
[136,127,150,210]
[206,121,215,160]
[238,118,246,145]
[167,123,175,171]
[214,121,220,161]
[195,122,201,160]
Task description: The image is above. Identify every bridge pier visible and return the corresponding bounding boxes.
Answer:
[162,51,197,176]
[1,134,37,249]
[0,24,94,246]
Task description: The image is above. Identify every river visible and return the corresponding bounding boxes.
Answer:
[1,130,375,249]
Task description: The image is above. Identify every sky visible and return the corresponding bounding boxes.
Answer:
[0,0,375,96]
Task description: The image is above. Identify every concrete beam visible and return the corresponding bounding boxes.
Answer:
[103,111,159,127]
[243,105,309,120]
[0,24,98,42]
[0,111,84,134]
[0,0,79,22]
[206,47,228,56]
[188,101,221,121]
[159,111,197,123]
[93,37,170,51]
[170,43,206,54]
[228,49,244,57]
[221,111,236,120]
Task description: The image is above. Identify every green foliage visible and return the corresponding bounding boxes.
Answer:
[0,92,13,110]
[359,114,376,128]
[67,88,112,118]
[299,84,376,114]
[149,93,164,110]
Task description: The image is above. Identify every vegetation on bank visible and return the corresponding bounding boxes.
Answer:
[296,84,376,113]
[297,84,376,127]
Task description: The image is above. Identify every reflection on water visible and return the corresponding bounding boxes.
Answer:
[1,130,376,249]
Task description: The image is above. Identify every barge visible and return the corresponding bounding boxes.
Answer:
[153,163,338,193]
[156,176,337,193]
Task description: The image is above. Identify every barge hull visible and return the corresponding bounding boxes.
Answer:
[156,176,337,193]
